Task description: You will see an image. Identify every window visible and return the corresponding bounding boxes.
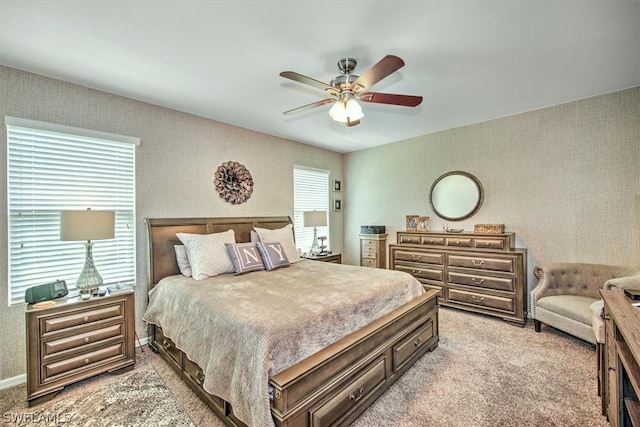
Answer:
[6,117,138,305]
[293,167,330,255]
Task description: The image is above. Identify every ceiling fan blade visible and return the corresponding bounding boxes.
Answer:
[359,92,423,107]
[280,71,338,94]
[350,55,405,91]
[283,98,335,115]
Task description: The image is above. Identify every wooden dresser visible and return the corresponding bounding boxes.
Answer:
[389,231,527,325]
[601,289,640,427]
[359,234,387,268]
[26,290,136,406]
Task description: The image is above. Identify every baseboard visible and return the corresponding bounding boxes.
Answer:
[0,374,26,390]
[1,334,150,390]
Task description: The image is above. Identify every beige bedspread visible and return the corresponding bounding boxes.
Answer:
[143,260,423,427]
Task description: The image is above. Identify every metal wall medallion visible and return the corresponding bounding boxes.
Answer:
[213,161,254,204]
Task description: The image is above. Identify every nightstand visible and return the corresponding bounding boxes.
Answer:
[25,290,136,406]
[303,253,342,264]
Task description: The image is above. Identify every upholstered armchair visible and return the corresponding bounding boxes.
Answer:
[530,263,640,344]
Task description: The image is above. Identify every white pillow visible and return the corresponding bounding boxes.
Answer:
[253,224,301,263]
[173,245,192,277]
[176,230,236,280]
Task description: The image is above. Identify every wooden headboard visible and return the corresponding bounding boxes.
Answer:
[145,216,293,289]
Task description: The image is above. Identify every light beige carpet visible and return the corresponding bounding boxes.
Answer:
[2,307,608,426]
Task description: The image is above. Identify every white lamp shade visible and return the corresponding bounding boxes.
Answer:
[303,210,327,227]
[329,101,347,123]
[60,210,115,241]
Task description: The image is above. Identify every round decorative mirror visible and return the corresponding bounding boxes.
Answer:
[429,171,484,221]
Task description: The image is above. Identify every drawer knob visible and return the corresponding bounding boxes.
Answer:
[195,371,205,385]
[83,316,89,322]
[471,278,485,285]
[84,358,90,365]
[411,270,421,275]
[471,296,485,304]
[471,260,484,267]
[414,337,422,347]
[455,240,460,245]
[411,254,422,259]
[83,337,90,343]
[349,386,364,403]
[162,339,171,351]
[602,313,610,320]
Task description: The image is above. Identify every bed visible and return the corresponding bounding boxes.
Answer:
[143,216,439,427]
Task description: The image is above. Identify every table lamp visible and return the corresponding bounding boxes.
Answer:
[303,210,327,256]
[60,209,115,296]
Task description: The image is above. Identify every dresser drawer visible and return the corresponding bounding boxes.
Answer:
[361,258,377,268]
[398,234,422,245]
[420,236,445,246]
[448,271,515,292]
[43,323,124,358]
[310,357,386,427]
[395,263,444,282]
[474,238,505,250]
[393,319,434,371]
[43,342,125,381]
[394,250,443,265]
[447,254,515,273]
[361,240,377,250]
[448,288,515,314]
[41,304,124,336]
[361,250,377,259]
[446,238,473,247]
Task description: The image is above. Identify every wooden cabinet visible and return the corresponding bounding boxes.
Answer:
[359,234,387,269]
[304,253,342,264]
[26,291,136,406]
[601,289,640,427]
[390,231,527,326]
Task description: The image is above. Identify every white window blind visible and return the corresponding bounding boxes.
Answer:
[6,117,138,305]
[293,167,330,254]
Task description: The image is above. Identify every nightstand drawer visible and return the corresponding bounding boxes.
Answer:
[42,304,124,336]
[43,323,124,357]
[43,342,125,380]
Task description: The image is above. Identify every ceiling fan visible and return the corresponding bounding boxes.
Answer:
[280,54,423,127]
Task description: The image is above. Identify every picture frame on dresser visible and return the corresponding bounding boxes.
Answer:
[405,215,419,231]
[418,216,430,232]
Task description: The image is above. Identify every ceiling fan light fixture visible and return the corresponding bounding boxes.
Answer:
[329,96,364,124]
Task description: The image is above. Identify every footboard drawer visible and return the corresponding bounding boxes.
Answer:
[393,319,435,371]
[310,357,387,427]
[154,327,182,368]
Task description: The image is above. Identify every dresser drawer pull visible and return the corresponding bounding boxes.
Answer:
[411,254,422,259]
[349,386,365,402]
[411,270,421,275]
[454,240,460,245]
[195,371,205,385]
[603,313,610,320]
[471,260,484,267]
[471,278,485,285]
[413,337,422,347]
[83,337,90,343]
[471,296,485,304]
[83,316,89,322]
[84,358,90,365]
[162,339,172,351]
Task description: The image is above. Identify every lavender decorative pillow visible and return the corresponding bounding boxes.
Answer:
[256,242,290,271]
[176,230,236,280]
[225,243,265,275]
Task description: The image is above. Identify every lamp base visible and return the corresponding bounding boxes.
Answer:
[76,241,103,293]
[309,227,321,255]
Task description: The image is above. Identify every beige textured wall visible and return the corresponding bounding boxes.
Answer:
[0,66,343,380]
[344,87,640,299]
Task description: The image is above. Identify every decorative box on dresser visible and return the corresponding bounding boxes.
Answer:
[600,289,640,427]
[359,234,387,268]
[26,290,136,406]
[389,231,527,326]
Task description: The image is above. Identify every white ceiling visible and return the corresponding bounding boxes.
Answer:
[1,1,639,153]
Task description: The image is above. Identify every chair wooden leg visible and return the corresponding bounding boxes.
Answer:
[534,319,541,332]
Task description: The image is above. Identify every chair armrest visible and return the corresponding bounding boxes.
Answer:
[604,273,640,290]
